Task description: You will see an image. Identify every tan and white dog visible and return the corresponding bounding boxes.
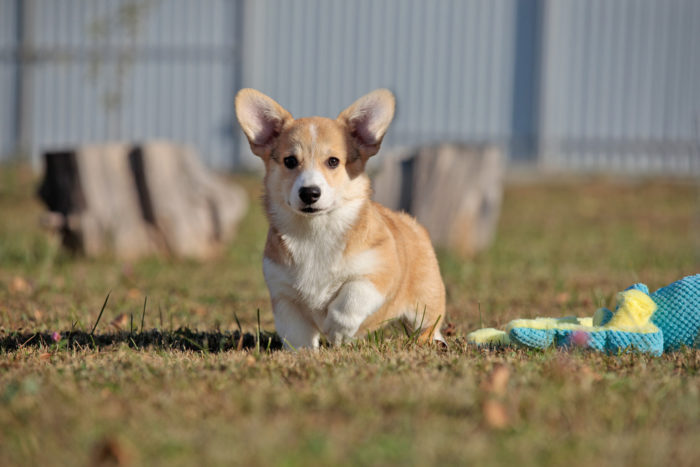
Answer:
[235,88,445,349]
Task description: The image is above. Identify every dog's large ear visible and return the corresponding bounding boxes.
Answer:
[235,89,292,159]
[337,89,395,160]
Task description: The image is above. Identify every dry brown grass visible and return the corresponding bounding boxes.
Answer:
[1,165,698,466]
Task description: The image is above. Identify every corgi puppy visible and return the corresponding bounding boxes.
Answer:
[235,88,445,349]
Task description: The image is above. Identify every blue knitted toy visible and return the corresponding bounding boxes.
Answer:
[467,274,700,355]
[649,275,700,350]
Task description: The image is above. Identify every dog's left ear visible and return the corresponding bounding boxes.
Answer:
[337,89,395,159]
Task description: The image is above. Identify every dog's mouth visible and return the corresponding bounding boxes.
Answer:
[300,206,322,214]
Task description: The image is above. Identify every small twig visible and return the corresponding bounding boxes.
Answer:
[283,338,297,352]
[234,312,243,334]
[233,313,245,351]
[405,306,427,347]
[427,314,442,342]
[19,333,37,349]
[415,306,427,343]
[177,334,204,351]
[140,296,148,333]
[401,320,411,338]
[90,291,111,336]
[256,309,261,354]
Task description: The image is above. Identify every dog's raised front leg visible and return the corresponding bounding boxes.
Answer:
[273,299,320,349]
[323,280,385,346]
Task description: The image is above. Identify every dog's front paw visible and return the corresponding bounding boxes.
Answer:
[322,313,359,346]
[322,280,385,346]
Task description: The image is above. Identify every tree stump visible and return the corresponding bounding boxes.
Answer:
[373,143,504,257]
[37,141,248,260]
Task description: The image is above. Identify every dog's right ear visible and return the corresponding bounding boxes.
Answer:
[235,89,292,159]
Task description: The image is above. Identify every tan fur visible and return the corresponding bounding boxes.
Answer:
[349,202,445,334]
[236,88,445,347]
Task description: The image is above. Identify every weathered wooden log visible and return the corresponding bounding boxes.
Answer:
[373,143,504,257]
[37,141,248,260]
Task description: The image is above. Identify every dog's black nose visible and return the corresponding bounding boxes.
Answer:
[299,186,321,205]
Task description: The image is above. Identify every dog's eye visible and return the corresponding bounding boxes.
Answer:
[326,157,340,169]
[283,156,299,169]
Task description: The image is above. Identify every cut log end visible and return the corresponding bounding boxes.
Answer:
[38,142,248,260]
[373,144,504,257]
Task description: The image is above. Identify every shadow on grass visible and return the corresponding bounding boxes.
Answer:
[0,328,283,353]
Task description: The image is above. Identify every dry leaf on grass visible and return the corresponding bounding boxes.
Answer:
[579,365,602,382]
[110,314,129,330]
[10,276,32,294]
[126,288,141,300]
[555,292,570,305]
[483,399,510,429]
[482,364,510,397]
[481,364,512,429]
[91,436,130,466]
[442,321,457,337]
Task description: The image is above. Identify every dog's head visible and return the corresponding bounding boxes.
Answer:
[235,89,395,217]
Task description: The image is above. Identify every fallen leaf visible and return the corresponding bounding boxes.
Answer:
[483,399,510,429]
[91,436,130,466]
[110,314,129,330]
[121,263,135,280]
[39,353,52,361]
[483,364,510,397]
[126,288,141,300]
[580,365,602,382]
[555,292,570,305]
[10,276,32,294]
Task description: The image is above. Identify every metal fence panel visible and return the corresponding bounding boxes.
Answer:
[238,0,520,168]
[0,65,14,159]
[0,0,698,174]
[539,0,700,173]
[1,0,241,169]
[0,0,18,158]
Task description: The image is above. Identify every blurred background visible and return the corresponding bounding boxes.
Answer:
[1,0,698,174]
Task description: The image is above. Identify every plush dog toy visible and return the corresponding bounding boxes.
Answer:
[467,274,700,356]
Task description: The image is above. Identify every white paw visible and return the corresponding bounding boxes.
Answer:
[322,280,385,346]
[273,299,320,349]
[322,311,362,346]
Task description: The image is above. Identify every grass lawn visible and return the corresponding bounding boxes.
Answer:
[1,164,698,466]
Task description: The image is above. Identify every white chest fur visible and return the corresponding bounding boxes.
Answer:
[263,200,377,317]
[274,235,347,311]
